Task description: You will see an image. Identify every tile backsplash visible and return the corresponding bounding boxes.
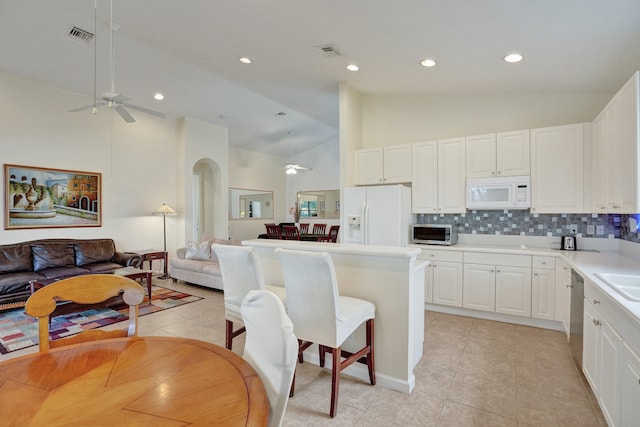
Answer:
[416,211,640,243]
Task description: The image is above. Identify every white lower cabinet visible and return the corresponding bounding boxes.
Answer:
[621,342,640,426]
[419,250,463,307]
[463,252,531,317]
[583,278,640,427]
[532,269,555,320]
[555,259,572,339]
[495,266,532,317]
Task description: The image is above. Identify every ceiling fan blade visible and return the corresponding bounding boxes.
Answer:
[114,105,136,123]
[123,103,166,118]
[68,102,106,112]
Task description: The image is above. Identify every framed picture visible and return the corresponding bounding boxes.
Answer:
[5,164,102,230]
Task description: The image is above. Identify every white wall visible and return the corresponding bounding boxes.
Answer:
[360,92,613,147]
[0,70,179,255]
[339,82,363,188]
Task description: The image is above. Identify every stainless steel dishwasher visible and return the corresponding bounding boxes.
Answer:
[569,269,584,368]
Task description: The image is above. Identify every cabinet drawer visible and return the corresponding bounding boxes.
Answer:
[532,255,555,269]
[464,251,530,268]
[418,249,463,263]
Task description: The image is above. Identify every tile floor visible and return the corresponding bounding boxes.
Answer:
[1,278,607,426]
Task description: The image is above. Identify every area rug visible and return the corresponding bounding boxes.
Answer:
[0,285,202,354]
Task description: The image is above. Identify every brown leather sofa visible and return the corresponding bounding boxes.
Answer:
[0,238,141,308]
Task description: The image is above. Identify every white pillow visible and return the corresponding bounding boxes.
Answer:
[185,240,211,261]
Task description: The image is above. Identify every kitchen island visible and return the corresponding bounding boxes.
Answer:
[243,239,425,393]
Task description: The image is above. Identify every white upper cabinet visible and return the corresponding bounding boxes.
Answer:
[466,130,530,178]
[530,123,586,213]
[412,138,466,214]
[356,144,412,185]
[592,71,639,213]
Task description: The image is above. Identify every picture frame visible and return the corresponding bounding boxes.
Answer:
[5,164,102,230]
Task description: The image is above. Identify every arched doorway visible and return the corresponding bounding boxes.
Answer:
[192,158,222,239]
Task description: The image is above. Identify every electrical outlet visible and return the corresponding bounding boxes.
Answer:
[568,224,578,235]
[596,225,605,235]
[587,224,595,235]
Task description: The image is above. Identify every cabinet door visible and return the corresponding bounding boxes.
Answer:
[432,261,463,307]
[424,264,433,303]
[463,263,495,312]
[438,138,466,213]
[583,301,600,393]
[496,129,530,176]
[621,342,640,427]
[530,123,584,213]
[356,148,383,185]
[411,141,438,213]
[532,268,555,320]
[555,259,572,339]
[613,72,639,213]
[591,109,609,212]
[466,134,496,178]
[495,266,532,317]
[598,319,621,427]
[383,144,412,183]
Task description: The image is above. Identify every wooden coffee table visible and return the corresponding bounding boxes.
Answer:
[129,249,169,279]
[114,266,153,302]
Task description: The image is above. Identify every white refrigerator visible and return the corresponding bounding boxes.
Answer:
[341,184,413,246]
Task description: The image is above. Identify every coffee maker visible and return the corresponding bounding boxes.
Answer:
[560,235,577,250]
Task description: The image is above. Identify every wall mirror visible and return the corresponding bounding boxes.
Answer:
[229,188,274,219]
[297,190,340,219]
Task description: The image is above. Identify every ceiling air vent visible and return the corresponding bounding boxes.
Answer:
[67,26,94,44]
[314,44,342,58]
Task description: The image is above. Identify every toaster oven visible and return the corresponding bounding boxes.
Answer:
[411,224,457,245]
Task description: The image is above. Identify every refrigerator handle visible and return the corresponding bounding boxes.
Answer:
[363,202,369,245]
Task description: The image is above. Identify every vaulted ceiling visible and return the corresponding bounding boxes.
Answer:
[1,0,639,158]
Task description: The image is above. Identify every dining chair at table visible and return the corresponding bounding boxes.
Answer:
[312,223,327,235]
[265,223,282,239]
[25,274,145,352]
[275,248,376,418]
[213,244,287,350]
[298,223,309,234]
[241,290,298,427]
[318,225,340,243]
[282,225,301,240]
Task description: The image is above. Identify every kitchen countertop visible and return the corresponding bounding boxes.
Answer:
[409,240,640,326]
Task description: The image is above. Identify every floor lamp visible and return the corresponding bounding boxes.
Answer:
[152,203,177,279]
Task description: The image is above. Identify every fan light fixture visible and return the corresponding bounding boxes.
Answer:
[286,166,297,175]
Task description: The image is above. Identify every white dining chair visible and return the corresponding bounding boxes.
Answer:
[241,290,298,427]
[275,248,376,418]
[213,244,287,350]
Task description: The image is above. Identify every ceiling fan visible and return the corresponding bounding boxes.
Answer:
[68,0,165,123]
[281,133,312,175]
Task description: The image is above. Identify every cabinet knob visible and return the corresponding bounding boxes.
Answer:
[534,272,538,276]
[541,261,546,265]
[496,269,501,273]
[492,171,496,175]
[593,299,600,305]
[497,171,502,175]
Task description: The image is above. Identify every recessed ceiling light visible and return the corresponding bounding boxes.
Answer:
[153,93,164,101]
[346,64,359,71]
[239,57,252,64]
[420,58,436,67]
[504,53,523,63]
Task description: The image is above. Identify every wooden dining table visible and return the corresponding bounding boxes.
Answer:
[0,336,269,426]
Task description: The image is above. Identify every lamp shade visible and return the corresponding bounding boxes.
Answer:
[152,203,177,216]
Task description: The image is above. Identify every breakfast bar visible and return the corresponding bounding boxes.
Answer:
[243,239,425,394]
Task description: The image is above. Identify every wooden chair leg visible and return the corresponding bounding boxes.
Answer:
[366,319,376,385]
[330,346,341,418]
[319,344,326,367]
[289,369,296,397]
[225,320,233,350]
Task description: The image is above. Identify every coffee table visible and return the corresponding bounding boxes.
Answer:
[114,266,153,302]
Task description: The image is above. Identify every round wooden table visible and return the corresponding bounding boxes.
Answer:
[0,336,268,426]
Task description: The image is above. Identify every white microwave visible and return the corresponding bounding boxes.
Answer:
[466,176,531,210]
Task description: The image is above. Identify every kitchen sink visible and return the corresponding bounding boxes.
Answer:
[594,272,640,302]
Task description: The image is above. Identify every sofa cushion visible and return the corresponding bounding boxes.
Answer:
[201,262,223,277]
[32,243,75,272]
[0,244,32,274]
[74,240,116,266]
[170,258,207,274]
[0,272,45,295]
[185,240,211,261]
[38,266,90,280]
[82,262,124,274]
